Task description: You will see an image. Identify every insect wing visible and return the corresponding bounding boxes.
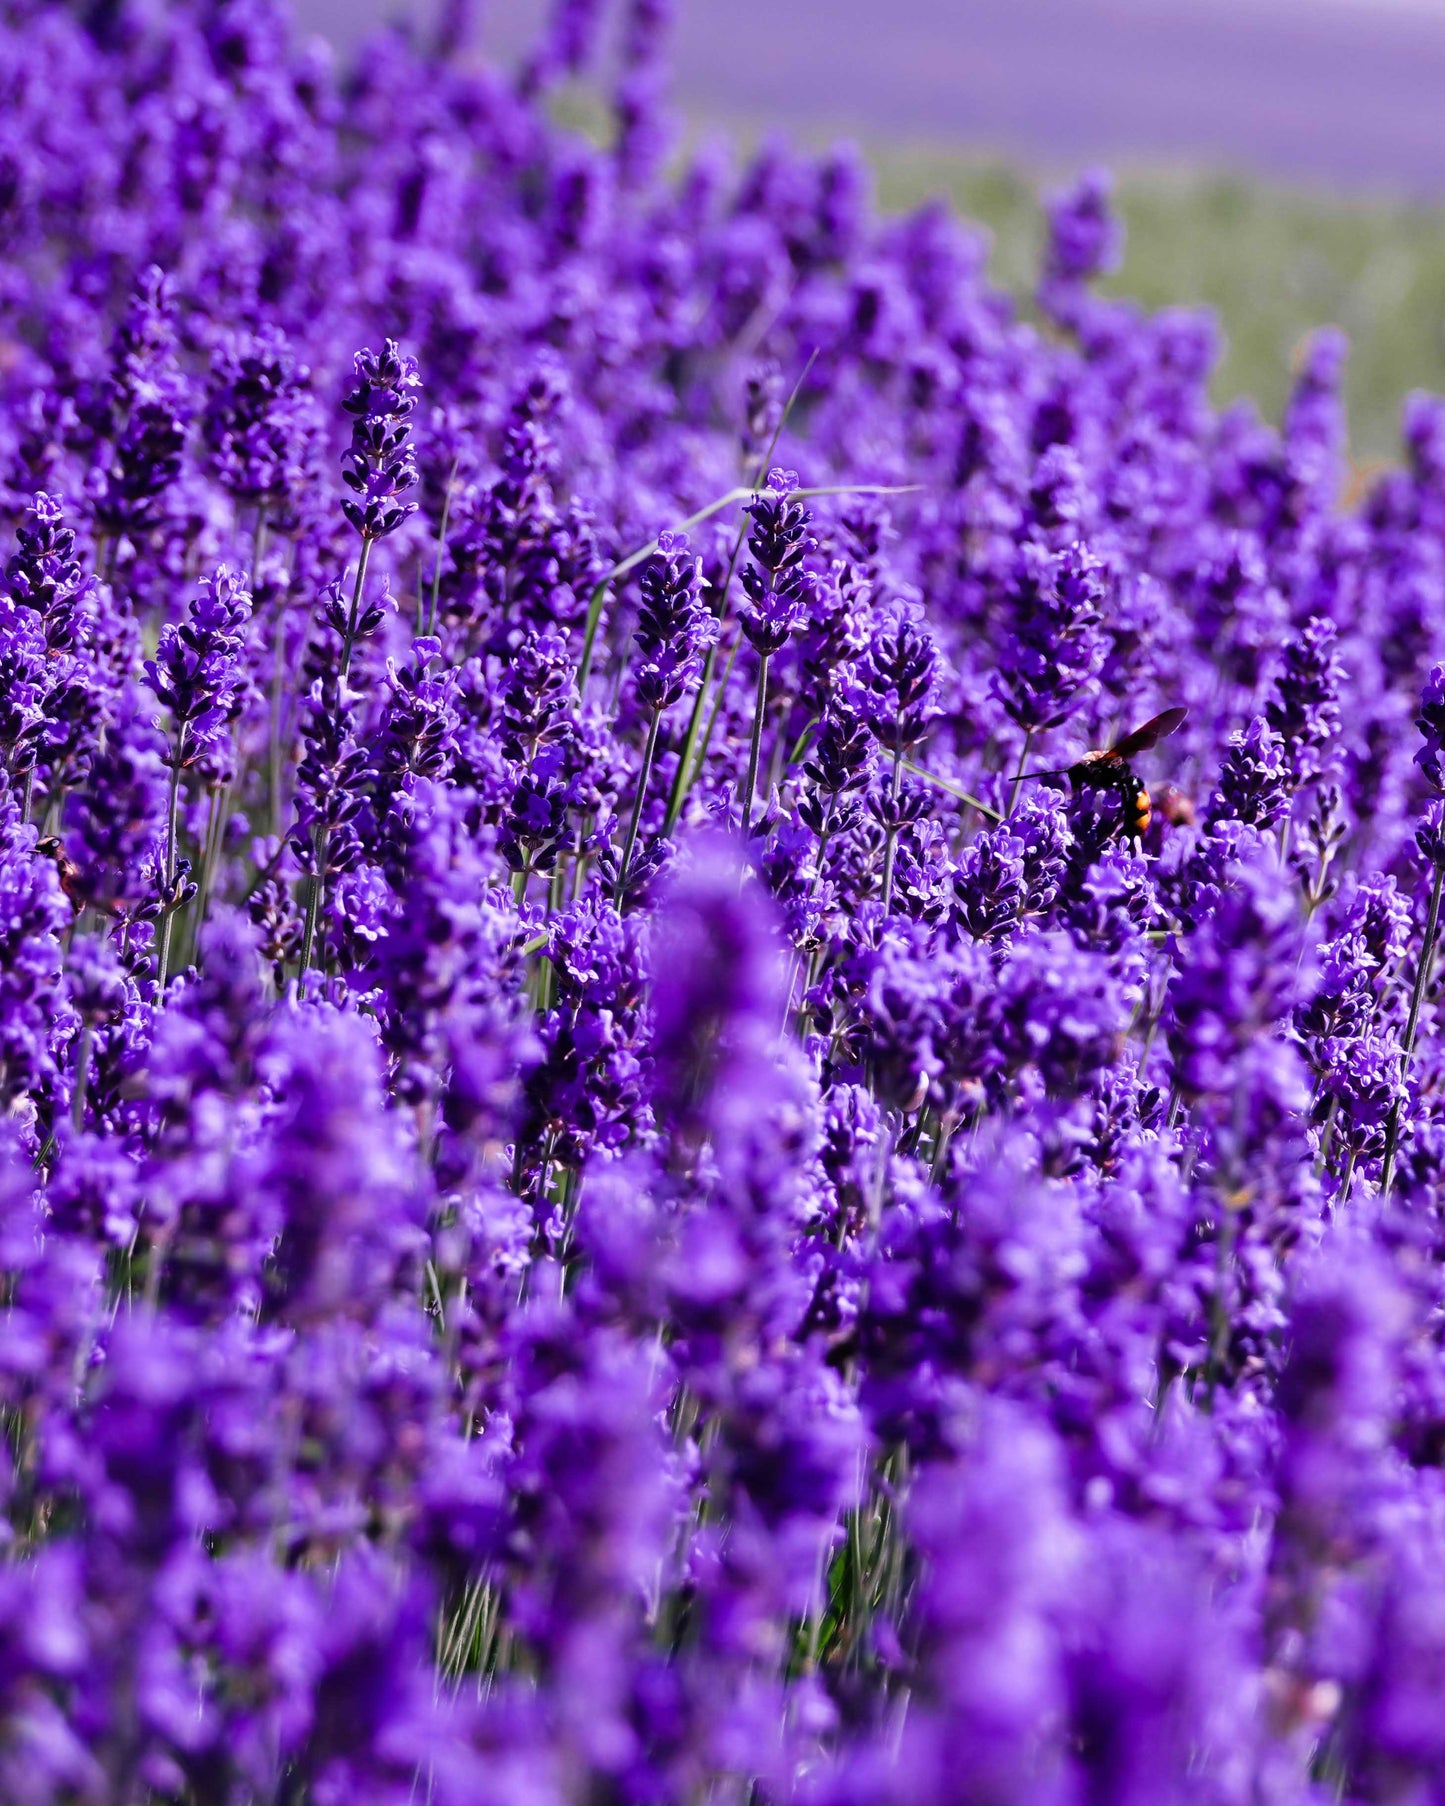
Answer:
[1111,706,1187,760]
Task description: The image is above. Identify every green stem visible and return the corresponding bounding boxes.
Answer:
[1381,858,1445,1198]
[795,818,833,1046]
[691,638,740,790]
[569,815,592,906]
[881,746,904,912]
[426,457,460,638]
[742,653,770,837]
[929,1115,956,1186]
[665,644,721,835]
[778,953,803,1039]
[1314,1094,1340,1179]
[664,566,747,831]
[614,708,662,905]
[1007,726,1035,819]
[603,488,751,590]
[71,1026,93,1131]
[1206,1202,1238,1406]
[250,506,268,585]
[576,581,609,696]
[902,760,1004,823]
[266,618,288,836]
[298,827,328,977]
[811,818,833,900]
[339,538,374,680]
[547,860,567,921]
[155,729,186,992]
[194,784,228,946]
[786,714,820,770]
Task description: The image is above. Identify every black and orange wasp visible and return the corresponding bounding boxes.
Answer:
[35,835,85,912]
[1022,706,1188,841]
[35,835,125,920]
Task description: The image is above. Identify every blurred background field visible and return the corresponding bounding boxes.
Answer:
[296,0,1445,464]
[868,150,1445,468]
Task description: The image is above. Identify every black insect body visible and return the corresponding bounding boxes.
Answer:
[1025,707,1188,842]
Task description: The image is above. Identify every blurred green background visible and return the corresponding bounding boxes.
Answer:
[871,148,1445,469]
[305,1,1445,471]
[556,80,1445,470]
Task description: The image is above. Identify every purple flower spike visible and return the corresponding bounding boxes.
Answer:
[1416,663,1445,792]
[204,324,319,523]
[340,340,422,541]
[0,10,1442,1800]
[739,473,813,656]
[144,566,253,765]
[633,531,714,713]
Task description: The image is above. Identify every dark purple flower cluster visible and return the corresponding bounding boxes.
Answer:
[632,529,714,713]
[203,323,320,529]
[339,339,421,544]
[4,4,1445,1801]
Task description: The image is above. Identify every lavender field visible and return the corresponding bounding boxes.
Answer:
[8,1,1445,1802]
[304,0,1445,197]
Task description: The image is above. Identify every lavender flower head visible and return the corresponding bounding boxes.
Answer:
[994,540,1109,734]
[861,603,943,754]
[1043,168,1124,289]
[1207,715,1290,832]
[204,323,318,519]
[91,265,189,544]
[1266,614,1344,791]
[5,492,84,647]
[739,467,813,655]
[1416,662,1445,791]
[340,340,422,541]
[0,10,1444,1802]
[143,566,253,764]
[633,529,715,712]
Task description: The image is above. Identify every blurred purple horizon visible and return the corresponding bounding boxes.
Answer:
[294,0,1445,196]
